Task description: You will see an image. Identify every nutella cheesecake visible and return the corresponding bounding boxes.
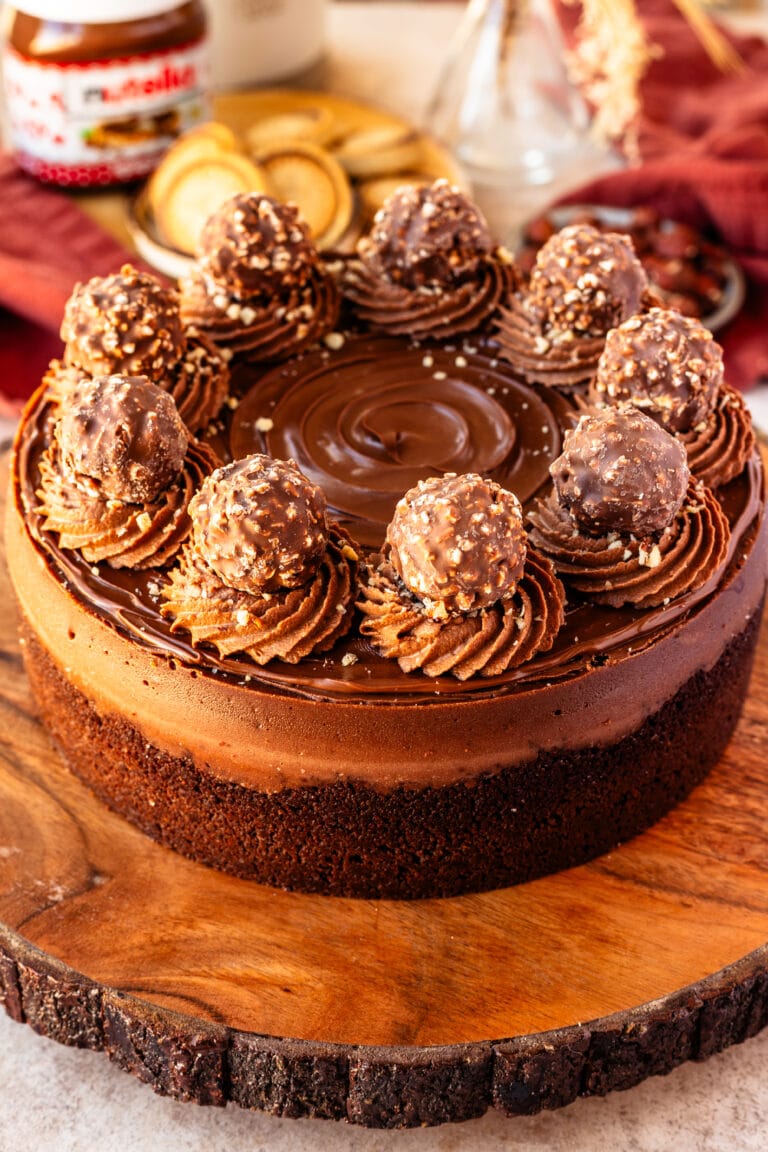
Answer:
[5,186,767,899]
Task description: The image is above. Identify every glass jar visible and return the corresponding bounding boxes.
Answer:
[3,0,210,186]
[425,0,616,242]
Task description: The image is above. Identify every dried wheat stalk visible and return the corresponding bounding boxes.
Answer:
[566,0,745,154]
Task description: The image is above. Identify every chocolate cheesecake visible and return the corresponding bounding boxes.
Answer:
[5,187,767,899]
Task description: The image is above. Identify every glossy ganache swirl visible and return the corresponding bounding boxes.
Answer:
[339,179,516,338]
[230,335,566,548]
[161,455,359,665]
[179,193,340,366]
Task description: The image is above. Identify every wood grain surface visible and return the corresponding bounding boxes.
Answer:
[1,460,768,1127]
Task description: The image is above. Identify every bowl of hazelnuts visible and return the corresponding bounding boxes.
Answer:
[518,204,745,333]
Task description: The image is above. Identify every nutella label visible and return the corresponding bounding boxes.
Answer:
[3,38,210,186]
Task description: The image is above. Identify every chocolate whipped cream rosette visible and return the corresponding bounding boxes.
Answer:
[528,405,731,609]
[339,178,517,338]
[495,223,651,391]
[161,454,358,665]
[587,308,755,489]
[358,472,565,680]
[47,264,230,435]
[35,373,218,569]
[179,192,340,368]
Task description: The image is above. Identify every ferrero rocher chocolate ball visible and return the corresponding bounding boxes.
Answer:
[189,455,328,594]
[550,405,690,537]
[590,307,724,432]
[61,264,185,384]
[386,473,526,617]
[196,193,317,297]
[364,179,494,288]
[528,223,647,336]
[58,374,189,504]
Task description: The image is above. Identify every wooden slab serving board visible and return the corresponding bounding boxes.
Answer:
[1,463,767,1129]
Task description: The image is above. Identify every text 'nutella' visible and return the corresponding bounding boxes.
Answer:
[3,0,209,187]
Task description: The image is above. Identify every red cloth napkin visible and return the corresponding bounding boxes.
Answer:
[0,155,144,411]
[555,0,768,391]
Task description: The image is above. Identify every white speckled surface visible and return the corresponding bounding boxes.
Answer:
[2,5,767,1146]
[1,1010,768,1151]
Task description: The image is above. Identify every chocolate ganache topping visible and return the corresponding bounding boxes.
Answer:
[495,224,649,391]
[35,374,216,569]
[56,265,230,434]
[358,473,565,679]
[180,192,340,366]
[528,405,731,608]
[588,308,755,488]
[340,179,516,338]
[62,264,186,384]
[230,335,565,550]
[162,454,358,665]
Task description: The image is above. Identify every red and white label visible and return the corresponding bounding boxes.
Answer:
[3,38,210,186]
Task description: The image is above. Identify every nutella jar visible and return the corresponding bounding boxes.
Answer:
[2,1,210,187]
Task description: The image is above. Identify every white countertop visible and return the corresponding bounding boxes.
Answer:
[2,4,768,1148]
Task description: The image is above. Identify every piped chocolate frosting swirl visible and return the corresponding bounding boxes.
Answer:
[162,454,359,665]
[680,385,755,489]
[162,527,358,665]
[495,224,649,390]
[358,548,564,680]
[340,180,516,338]
[36,375,217,569]
[528,478,730,608]
[179,193,340,366]
[528,406,730,607]
[358,473,565,678]
[166,329,231,434]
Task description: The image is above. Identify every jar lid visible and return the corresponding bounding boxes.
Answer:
[12,0,186,22]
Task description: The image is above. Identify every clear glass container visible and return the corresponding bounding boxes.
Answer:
[426,0,616,241]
